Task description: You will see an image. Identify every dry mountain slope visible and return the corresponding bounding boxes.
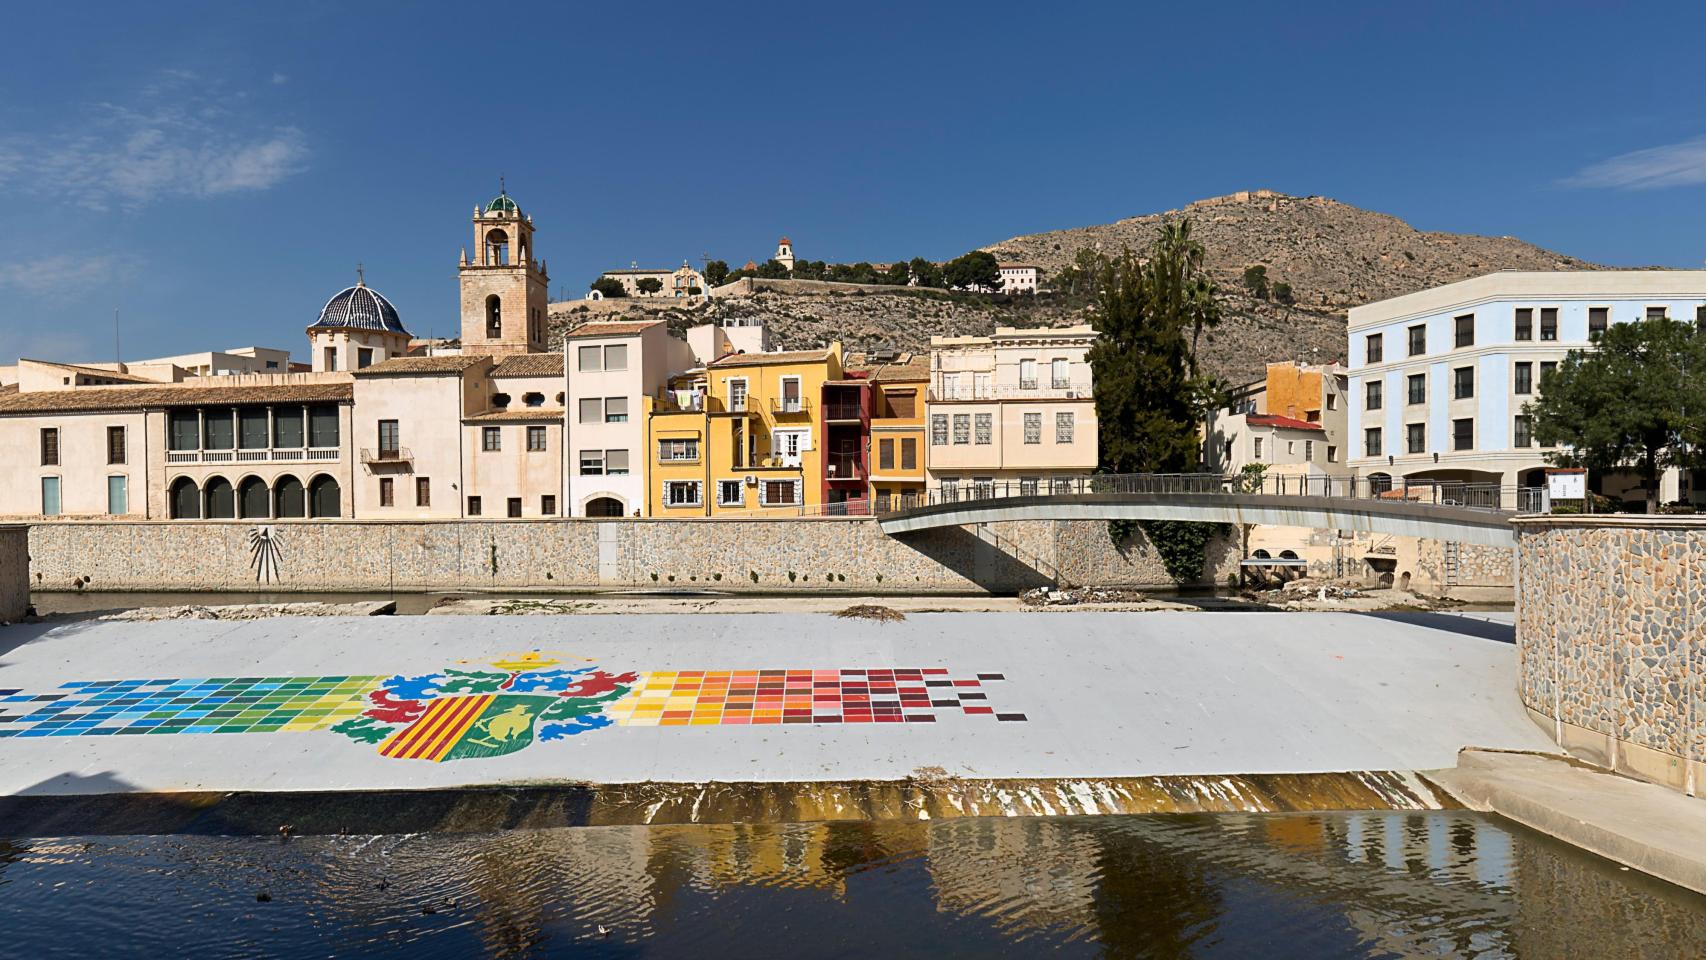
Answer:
[984,190,1599,313]
[981,190,1602,383]
[549,191,1601,386]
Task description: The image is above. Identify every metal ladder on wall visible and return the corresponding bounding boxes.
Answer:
[1442,540,1461,587]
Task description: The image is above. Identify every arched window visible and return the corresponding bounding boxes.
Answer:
[169,477,200,519]
[1367,472,1393,495]
[204,476,236,519]
[491,393,512,409]
[523,392,544,408]
[238,476,270,519]
[309,475,341,518]
[485,229,509,266]
[486,295,502,338]
[274,475,306,518]
[585,496,625,517]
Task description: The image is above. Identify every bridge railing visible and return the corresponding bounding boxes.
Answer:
[872,473,1540,517]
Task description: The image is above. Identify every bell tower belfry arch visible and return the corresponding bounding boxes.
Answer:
[459,182,549,356]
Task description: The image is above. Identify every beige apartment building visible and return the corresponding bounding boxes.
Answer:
[924,325,1098,497]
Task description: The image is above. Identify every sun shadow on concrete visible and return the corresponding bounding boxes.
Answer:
[892,526,1056,592]
[1356,611,1515,645]
[0,616,129,665]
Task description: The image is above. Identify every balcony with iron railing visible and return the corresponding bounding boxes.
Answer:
[824,454,865,481]
[823,401,865,422]
[361,447,413,464]
[928,381,1093,402]
[770,396,811,415]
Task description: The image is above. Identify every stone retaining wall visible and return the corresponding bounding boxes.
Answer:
[25,518,1238,595]
[1515,515,1706,794]
[0,525,27,621]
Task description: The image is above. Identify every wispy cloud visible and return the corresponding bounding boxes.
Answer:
[1564,136,1706,190]
[0,70,307,210]
[0,254,141,298]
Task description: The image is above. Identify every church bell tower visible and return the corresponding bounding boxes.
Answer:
[459,183,549,356]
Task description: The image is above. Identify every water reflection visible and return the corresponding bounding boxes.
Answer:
[3,813,1704,958]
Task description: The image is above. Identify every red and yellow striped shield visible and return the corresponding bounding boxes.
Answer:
[377,694,495,762]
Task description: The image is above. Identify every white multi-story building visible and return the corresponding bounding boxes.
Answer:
[1347,270,1706,508]
[996,263,1040,295]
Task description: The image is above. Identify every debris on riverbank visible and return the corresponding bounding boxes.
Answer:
[834,604,906,623]
[1246,578,1459,612]
[84,601,396,621]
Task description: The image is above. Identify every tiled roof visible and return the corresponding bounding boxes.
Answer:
[865,357,930,383]
[564,320,663,338]
[1247,414,1325,432]
[710,348,831,369]
[351,355,488,377]
[491,353,564,377]
[0,382,352,415]
[310,283,409,336]
[464,409,566,422]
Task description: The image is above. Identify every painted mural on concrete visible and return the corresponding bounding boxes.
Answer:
[0,652,1023,762]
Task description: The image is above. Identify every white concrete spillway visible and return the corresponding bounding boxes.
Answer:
[879,493,1518,548]
[0,611,1549,796]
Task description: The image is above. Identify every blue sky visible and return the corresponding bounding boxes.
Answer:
[4,1,1706,361]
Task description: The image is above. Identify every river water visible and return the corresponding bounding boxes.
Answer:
[2,811,1702,958]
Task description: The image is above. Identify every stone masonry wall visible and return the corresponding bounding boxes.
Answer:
[1515,516,1706,795]
[0,525,27,621]
[25,518,1235,595]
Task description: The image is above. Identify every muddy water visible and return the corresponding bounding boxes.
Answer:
[2,812,1703,957]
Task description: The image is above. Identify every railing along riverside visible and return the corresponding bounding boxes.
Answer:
[871,472,1541,517]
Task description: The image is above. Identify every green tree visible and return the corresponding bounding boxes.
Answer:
[755,258,792,279]
[1052,248,1110,299]
[883,261,912,285]
[942,250,1001,291]
[908,257,943,288]
[1150,221,1222,374]
[589,276,627,298]
[1527,317,1706,513]
[703,260,730,286]
[1273,281,1294,306]
[635,276,664,295]
[1242,263,1269,300]
[1089,220,1228,556]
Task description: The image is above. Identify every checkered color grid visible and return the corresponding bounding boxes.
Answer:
[606,668,1025,726]
[0,677,383,738]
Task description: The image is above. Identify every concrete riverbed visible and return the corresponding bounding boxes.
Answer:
[0,610,1551,798]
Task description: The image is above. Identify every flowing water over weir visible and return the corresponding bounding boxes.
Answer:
[5,811,1706,957]
[0,772,1446,837]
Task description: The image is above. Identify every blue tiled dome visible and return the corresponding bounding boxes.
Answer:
[311,282,409,336]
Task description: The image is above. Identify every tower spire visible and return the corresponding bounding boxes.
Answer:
[499,174,506,198]
[356,262,365,286]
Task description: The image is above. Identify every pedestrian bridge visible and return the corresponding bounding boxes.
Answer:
[874,475,1531,548]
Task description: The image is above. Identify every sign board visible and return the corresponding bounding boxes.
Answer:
[1547,469,1586,500]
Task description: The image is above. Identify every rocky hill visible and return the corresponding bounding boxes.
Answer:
[551,191,1602,386]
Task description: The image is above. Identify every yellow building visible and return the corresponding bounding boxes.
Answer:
[644,344,843,516]
[864,356,929,510]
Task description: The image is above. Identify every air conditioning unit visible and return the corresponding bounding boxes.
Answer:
[827,464,838,476]
[744,475,758,485]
